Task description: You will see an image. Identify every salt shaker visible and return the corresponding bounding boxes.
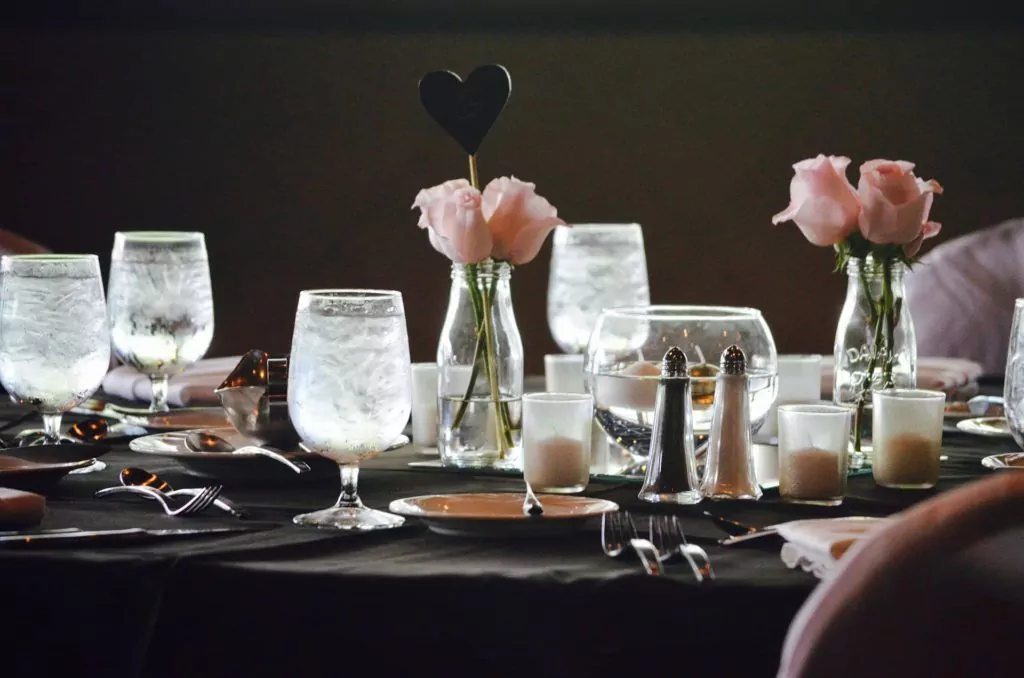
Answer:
[700,345,762,500]
[638,346,702,505]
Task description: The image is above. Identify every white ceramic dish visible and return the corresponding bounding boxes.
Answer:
[955,417,1013,439]
[388,492,619,537]
[130,427,411,480]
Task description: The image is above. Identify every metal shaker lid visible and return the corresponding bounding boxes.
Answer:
[662,346,688,378]
[720,345,746,375]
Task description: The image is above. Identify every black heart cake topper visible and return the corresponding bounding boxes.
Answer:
[419,64,512,156]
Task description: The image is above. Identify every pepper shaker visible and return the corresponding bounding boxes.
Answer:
[700,345,762,500]
[638,346,702,505]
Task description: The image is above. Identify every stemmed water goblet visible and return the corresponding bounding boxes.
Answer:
[546,223,650,354]
[1004,298,1024,452]
[106,231,214,413]
[0,255,111,446]
[288,289,412,530]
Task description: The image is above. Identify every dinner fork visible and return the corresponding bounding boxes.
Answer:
[650,514,715,582]
[94,484,223,516]
[601,511,663,576]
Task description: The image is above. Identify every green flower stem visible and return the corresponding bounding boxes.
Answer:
[479,274,508,458]
[852,257,895,453]
[882,257,896,389]
[451,263,486,430]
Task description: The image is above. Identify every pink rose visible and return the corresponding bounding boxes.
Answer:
[857,159,943,247]
[482,176,566,264]
[412,180,492,263]
[772,155,861,246]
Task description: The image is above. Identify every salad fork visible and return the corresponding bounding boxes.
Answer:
[650,514,715,582]
[601,511,662,576]
[95,484,223,516]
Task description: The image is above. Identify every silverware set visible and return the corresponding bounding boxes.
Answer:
[602,510,715,582]
[93,466,248,518]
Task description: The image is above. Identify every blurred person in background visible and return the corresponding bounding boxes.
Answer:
[0,229,49,255]
[905,217,1024,376]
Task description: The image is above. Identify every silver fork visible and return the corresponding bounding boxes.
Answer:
[601,511,663,576]
[650,515,715,582]
[94,484,223,516]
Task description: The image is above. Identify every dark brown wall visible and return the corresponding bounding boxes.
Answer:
[7,29,1024,372]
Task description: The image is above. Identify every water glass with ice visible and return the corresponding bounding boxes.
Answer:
[777,404,852,506]
[288,289,412,530]
[0,255,111,444]
[107,231,214,412]
[522,393,593,493]
[547,224,650,354]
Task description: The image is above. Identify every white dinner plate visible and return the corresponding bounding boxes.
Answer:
[130,427,410,480]
[388,492,619,537]
[955,417,1013,439]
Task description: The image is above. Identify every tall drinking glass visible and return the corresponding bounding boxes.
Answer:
[547,224,650,354]
[1005,298,1024,452]
[0,255,111,444]
[288,290,412,530]
[107,231,214,412]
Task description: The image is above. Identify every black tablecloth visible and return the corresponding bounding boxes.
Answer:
[1,397,1015,678]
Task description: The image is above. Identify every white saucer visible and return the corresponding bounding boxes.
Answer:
[955,417,1013,438]
[388,492,618,537]
[130,427,410,480]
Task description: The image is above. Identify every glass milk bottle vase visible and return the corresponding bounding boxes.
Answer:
[437,261,524,469]
[833,256,917,460]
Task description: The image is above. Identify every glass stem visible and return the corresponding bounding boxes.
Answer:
[150,375,170,412]
[42,413,63,444]
[334,464,363,508]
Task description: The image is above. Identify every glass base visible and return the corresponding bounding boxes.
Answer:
[781,496,844,506]
[69,459,107,474]
[530,483,586,494]
[293,505,405,531]
[873,480,937,490]
[14,430,79,447]
[638,489,703,505]
[441,450,523,471]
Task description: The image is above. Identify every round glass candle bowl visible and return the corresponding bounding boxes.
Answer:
[585,305,778,459]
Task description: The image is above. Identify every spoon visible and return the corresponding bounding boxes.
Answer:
[184,431,311,474]
[120,466,248,517]
[522,481,544,517]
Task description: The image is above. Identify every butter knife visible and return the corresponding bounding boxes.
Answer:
[0,525,268,547]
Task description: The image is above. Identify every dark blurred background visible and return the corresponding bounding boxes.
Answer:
[6,2,1024,372]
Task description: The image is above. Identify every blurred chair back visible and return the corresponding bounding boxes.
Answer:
[778,470,1024,678]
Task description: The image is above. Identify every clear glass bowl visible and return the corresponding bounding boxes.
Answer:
[585,305,778,460]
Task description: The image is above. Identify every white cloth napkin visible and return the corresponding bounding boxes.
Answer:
[101,356,242,407]
[776,517,889,579]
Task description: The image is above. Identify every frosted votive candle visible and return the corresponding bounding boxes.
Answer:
[544,354,586,394]
[872,389,945,489]
[522,392,593,493]
[411,362,439,450]
[777,404,852,506]
[760,354,823,438]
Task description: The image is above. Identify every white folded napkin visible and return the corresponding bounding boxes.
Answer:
[101,356,243,407]
[776,517,889,579]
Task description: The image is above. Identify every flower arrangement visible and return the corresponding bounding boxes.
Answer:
[413,177,565,459]
[773,155,943,450]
